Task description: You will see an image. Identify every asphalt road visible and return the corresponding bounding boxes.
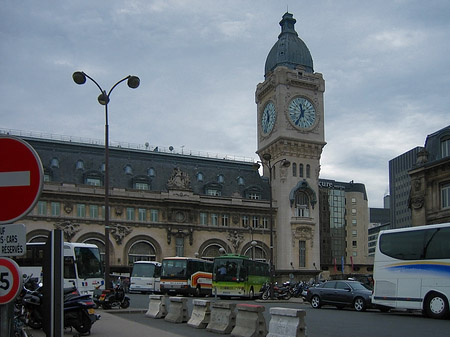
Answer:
[114,293,450,337]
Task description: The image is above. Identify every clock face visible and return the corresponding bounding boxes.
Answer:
[288,97,316,129]
[261,101,276,135]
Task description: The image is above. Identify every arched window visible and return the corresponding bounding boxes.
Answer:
[201,244,224,260]
[76,160,84,170]
[147,167,156,177]
[217,174,224,184]
[128,241,157,264]
[299,164,304,177]
[197,172,204,182]
[243,245,267,262]
[50,158,59,168]
[295,191,310,217]
[124,164,133,175]
[306,164,311,178]
[237,176,245,186]
[292,163,297,177]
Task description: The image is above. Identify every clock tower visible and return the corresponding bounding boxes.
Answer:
[256,12,326,271]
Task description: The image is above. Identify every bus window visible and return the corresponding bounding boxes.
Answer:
[64,256,76,279]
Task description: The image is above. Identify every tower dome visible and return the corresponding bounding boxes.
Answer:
[264,12,314,77]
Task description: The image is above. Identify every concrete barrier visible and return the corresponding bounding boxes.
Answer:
[145,294,167,319]
[164,297,189,323]
[231,304,267,337]
[267,307,306,337]
[187,299,211,329]
[206,302,236,334]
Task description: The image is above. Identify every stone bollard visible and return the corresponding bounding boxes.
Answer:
[187,299,211,329]
[145,294,167,319]
[164,297,189,323]
[206,302,236,334]
[231,304,267,337]
[267,307,306,337]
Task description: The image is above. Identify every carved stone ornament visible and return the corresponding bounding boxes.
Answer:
[110,224,132,245]
[227,230,244,253]
[64,203,73,214]
[292,226,314,248]
[167,167,191,190]
[410,196,424,210]
[166,227,194,246]
[54,221,80,242]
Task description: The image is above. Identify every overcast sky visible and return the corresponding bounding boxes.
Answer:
[1,1,449,208]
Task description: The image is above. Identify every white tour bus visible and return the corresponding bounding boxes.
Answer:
[372,223,450,319]
[129,261,161,293]
[14,242,104,295]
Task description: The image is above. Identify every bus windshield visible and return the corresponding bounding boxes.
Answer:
[161,259,187,278]
[132,263,159,277]
[75,246,103,279]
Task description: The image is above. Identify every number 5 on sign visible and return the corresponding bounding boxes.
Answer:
[0,258,22,304]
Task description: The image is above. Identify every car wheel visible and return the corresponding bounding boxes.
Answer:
[311,295,321,309]
[425,292,449,319]
[353,297,366,312]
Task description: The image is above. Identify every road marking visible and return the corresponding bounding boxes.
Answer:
[0,171,30,187]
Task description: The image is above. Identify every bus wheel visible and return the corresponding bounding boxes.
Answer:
[425,292,449,319]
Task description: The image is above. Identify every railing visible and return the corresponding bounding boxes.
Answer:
[0,128,255,163]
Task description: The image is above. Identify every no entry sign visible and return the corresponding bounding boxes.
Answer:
[0,136,43,224]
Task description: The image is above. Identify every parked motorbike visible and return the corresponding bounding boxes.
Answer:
[95,278,130,309]
[260,281,292,300]
[20,278,99,334]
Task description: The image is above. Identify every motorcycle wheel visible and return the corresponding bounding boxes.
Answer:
[284,291,292,300]
[28,315,42,330]
[74,311,92,334]
[261,291,269,300]
[120,299,130,309]
[101,302,111,310]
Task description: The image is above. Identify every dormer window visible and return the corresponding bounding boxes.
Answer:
[50,158,59,168]
[76,160,84,170]
[124,164,133,175]
[147,167,155,177]
[237,176,245,186]
[441,137,450,158]
[197,172,204,182]
[217,174,224,184]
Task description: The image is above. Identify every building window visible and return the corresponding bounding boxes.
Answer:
[217,174,224,184]
[306,164,310,178]
[50,158,59,168]
[211,213,218,226]
[292,163,297,177]
[148,167,156,177]
[77,204,86,218]
[352,219,357,226]
[128,241,157,263]
[44,173,51,182]
[262,217,269,229]
[295,191,310,217]
[86,177,101,186]
[248,193,260,200]
[352,251,358,257]
[51,202,60,216]
[242,215,249,227]
[127,207,135,221]
[352,230,357,237]
[221,214,229,227]
[135,182,149,190]
[176,237,184,257]
[138,208,146,221]
[197,172,204,182]
[37,201,47,215]
[252,216,259,228]
[351,208,357,215]
[89,205,98,219]
[352,240,357,247]
[441,138,450,158]
[351,197,356,204]
[200,212,208,225]
[237,176,245,186]
[206,189,221,196]
[442,183,450,209]
[150,209,159,222]
[124,164,133,175]
[299,240,306,268]
[76,160,84,170]
[299,164,304,177]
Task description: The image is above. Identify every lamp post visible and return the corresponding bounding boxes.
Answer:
[254,153,290,299]
[72,71,140,289]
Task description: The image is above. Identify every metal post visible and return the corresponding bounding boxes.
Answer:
[104,102,110,289]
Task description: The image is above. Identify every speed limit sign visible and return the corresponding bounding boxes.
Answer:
[0,257,22,304]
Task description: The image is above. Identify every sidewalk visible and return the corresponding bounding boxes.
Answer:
[26,309,183,337]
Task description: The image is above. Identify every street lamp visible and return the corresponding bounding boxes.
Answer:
[254,153,290,299]
[72,71,140,289]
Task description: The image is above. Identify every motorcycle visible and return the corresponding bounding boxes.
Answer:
[260,281,292,300]
[95,278,130,309]
[20,278,99,334]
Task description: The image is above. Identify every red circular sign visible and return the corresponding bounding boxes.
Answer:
[0,136,43,224]
[0,257,22,304]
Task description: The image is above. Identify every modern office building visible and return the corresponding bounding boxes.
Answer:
[389,147,423,228]
[367,207,390,257]
[409,125,450,226]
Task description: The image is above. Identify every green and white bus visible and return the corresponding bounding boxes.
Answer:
[212,254,269,299]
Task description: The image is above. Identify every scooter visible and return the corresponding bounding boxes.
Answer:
[21,280,100,334]
[260,281,292,300]
[95,278,130,309]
